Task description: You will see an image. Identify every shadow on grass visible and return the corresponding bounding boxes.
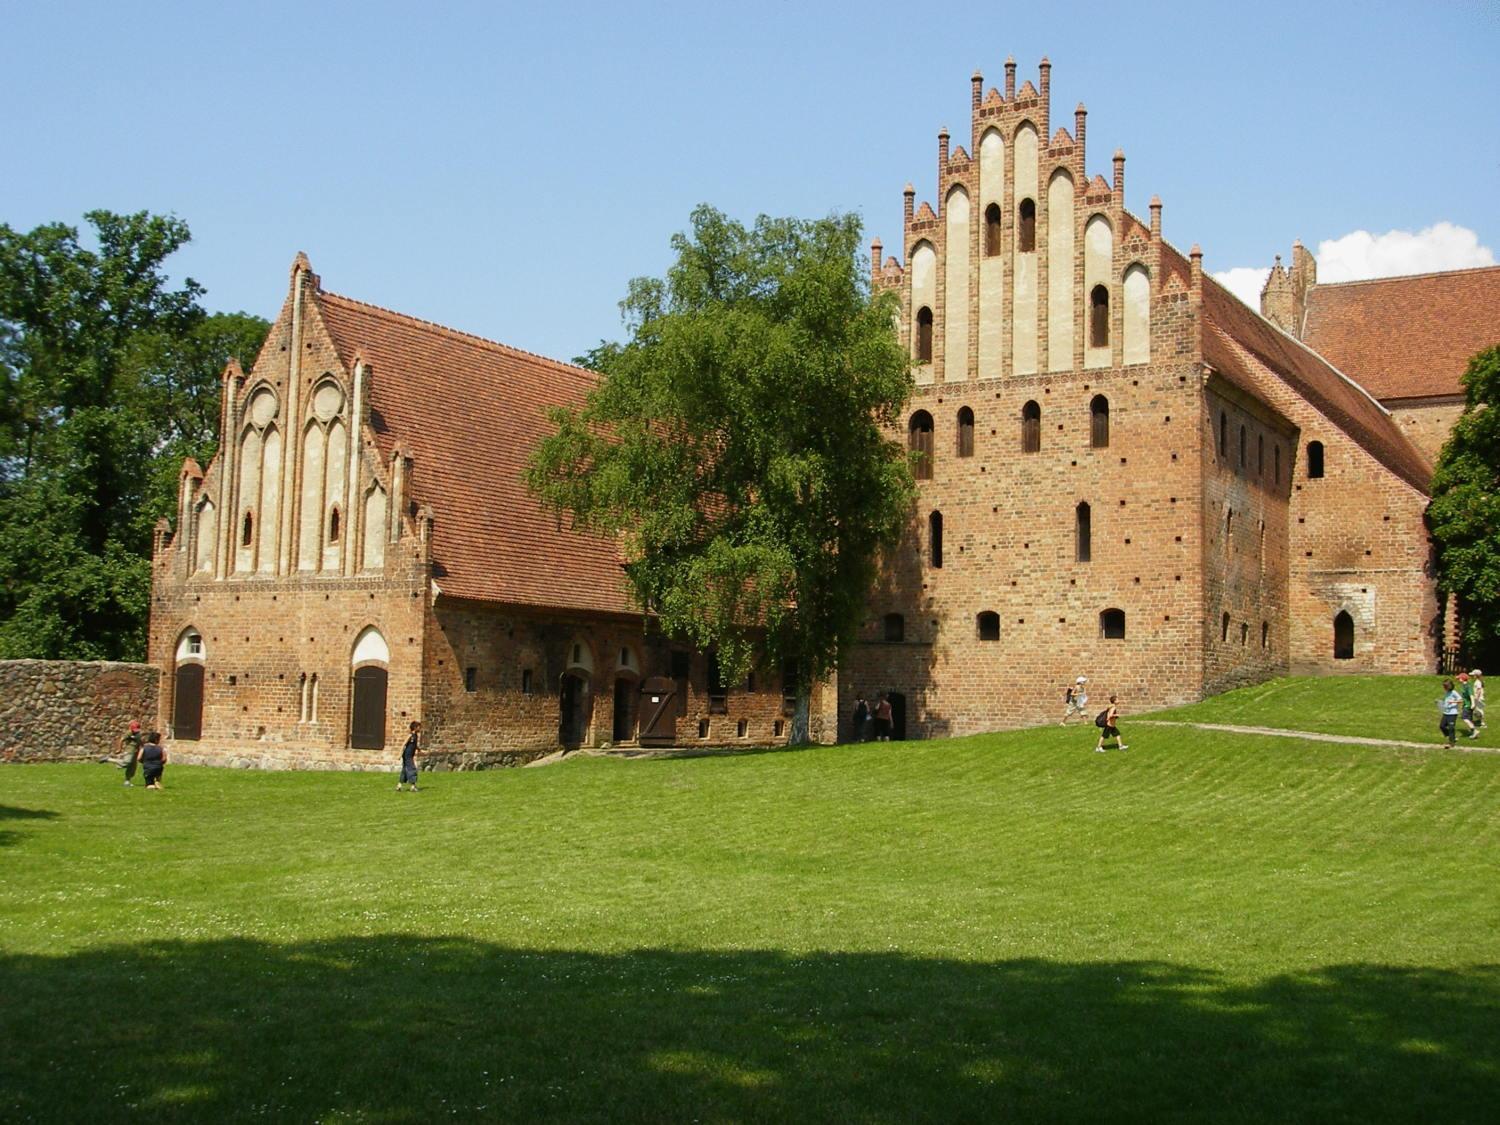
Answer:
[1,938,1495,1122]
[0,804,58,849]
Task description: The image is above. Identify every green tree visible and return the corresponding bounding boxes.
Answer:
[529,205,914,741]
[0,211,267,660]
[1430,344,1500,665]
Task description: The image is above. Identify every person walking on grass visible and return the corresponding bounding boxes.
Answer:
[139,732,167,790]
[119,720,144,786]
[1061,676,1089,725]
[397,721,421,792]
[1094,695,1127,753]
[1472,669,1486,731]
[1438,678,1462,747]
[1458,672,1480,740]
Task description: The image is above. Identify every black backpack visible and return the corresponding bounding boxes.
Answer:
[1094,709,1109,728]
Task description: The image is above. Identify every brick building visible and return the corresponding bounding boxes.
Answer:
[152,58,1494,761]
[1261,249,1500,465]
[839,59,1453,739]
[149,256,827,768]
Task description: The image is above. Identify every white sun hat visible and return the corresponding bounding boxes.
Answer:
[1076,676,1087,684]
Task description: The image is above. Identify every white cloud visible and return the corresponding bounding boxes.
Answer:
[1315,222,1495,283]
[1212,267,1271,308]
[1212,222,1495,310]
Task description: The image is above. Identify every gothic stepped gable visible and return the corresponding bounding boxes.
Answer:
[1301,266,1500,402]
[313,289,635,615]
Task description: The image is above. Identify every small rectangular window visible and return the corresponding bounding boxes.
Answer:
[698,718,710,739]
[736,719,748,738]
[521,669,533,695]
[745,671,756,693]
[773,719,784,738]
[464,666,477,693]
[707,652,728,714]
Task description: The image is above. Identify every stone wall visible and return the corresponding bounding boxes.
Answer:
[0,661,160,763]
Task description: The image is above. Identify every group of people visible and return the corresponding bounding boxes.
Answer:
[1438,669,1486,747]
[1061,675,1127,752]
[846,678,1126,751]
[117,721,168,789]
[847,694,896,742]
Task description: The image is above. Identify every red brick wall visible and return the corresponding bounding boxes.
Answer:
[1200,385,1293,694]
[1386,399,1460,466]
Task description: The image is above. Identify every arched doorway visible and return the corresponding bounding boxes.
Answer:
[1333,611,1355,661]
[350,626,390,750]
[172,630,205,741]
[888,691,908,741]
[613,677,638,742]
[559,672,591,747]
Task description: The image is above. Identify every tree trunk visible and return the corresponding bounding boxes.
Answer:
[790,690,812,746]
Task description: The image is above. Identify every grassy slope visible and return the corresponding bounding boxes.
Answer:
[2,686,1498,1122]
[1146,674,1484,746]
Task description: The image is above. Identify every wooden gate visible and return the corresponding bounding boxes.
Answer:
[351,666,388,750]
[173,663,204,741]
[638,676,677,747]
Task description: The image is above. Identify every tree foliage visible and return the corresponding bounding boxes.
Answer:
[0,211,268,660]
[528,205,914,739]
[1430,344,1500,664]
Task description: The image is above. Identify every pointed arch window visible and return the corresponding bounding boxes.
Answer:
[241,511,254,547]
[956,407,975,457]
[1218,412,1228,458]
[328,506,341,544]
[1021,400,1041,454]
[1221,611,1231,643]
[984,203,1002,256]
[1018,198,1036,252]
[916,306,934,363]
[1089,285,1110,348]
[977,611,1000,641]
[1275,444,1282,484]
[1076,502,1092,563]
[929,511,944,569]
[1307,440,1325,479]
[1257,433,1265,476]
[909,411,935,480]
[1239,425,1247,468]
[1090,395,1110,449]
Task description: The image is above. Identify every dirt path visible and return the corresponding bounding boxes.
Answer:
[1135,719,1497,753]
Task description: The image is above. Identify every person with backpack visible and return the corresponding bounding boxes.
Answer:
[850,695,870,743]
[1094,695,1127,753]
[119,720,144,786]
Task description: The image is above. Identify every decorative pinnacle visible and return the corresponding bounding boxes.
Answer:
[904,182,915,195]
[1190,244,1203,258]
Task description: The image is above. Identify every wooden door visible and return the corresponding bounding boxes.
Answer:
[351,666,388,749]
[173,663,204,741]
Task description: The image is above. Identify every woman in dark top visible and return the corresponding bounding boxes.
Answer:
[140,732,167,789]
[397,721,421,792]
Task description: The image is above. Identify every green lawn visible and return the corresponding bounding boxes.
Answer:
[1147,673,1486,746]
[3,684,1499,1122]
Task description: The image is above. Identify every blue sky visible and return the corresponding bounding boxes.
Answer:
[4,0,1496,361]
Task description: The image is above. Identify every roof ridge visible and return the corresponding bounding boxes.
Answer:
[1202,274,1394,418]
[1311,263,1500,289]
[317,289,596,379]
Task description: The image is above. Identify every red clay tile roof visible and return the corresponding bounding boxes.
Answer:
[1301,266,1500,401]
[314,289,637,615]
[1201,278,1433,494]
